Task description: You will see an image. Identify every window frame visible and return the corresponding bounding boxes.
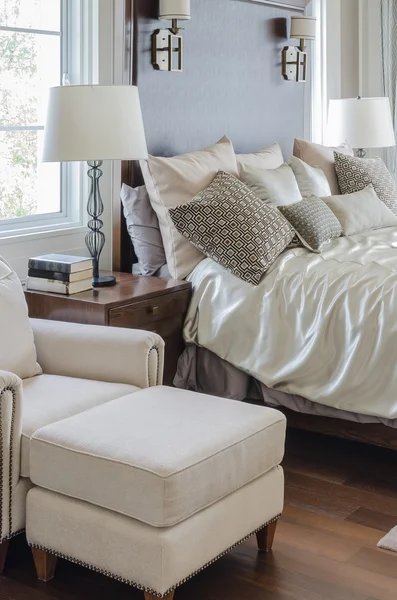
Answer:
[0,0,97,239]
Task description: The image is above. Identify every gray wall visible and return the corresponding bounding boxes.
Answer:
[135,0,307,159]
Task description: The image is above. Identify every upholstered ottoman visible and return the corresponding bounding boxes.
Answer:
[26,386,286,599]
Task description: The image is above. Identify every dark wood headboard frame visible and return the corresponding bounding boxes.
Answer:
[114,0,309,272]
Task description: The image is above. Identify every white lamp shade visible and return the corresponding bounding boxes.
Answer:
[42,85,148,163]
[290,16,316,41]
[159,0,191,20]
[328,97,396,149]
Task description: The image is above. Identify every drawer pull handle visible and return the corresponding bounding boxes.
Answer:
[151,306,159,316]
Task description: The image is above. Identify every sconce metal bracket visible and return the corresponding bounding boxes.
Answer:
[152,29,183,72]
[282,46,307,82]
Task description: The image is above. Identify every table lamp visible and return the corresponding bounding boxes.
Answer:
[42,85,148,287]
[328,97,395,158]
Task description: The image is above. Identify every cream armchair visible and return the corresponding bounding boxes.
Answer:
[0,318,164,570]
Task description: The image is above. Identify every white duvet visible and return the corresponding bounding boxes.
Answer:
[184,228,397,420]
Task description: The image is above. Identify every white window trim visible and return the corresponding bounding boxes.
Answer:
[306,0,328,144]
[0,0,98,240]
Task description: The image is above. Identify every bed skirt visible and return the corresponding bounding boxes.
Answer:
[175,345,397,429]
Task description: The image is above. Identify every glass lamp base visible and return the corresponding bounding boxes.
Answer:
[92,275,116,288]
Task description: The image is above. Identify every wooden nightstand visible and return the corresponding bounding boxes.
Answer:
[25,272,192,386]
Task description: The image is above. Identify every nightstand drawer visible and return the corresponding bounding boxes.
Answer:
[108,290,190,328]
[133,315,183,338]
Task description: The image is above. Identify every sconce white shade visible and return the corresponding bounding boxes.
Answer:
[42,85,148,162]
[328,97,396,149]
[290,16,316,41]
[159,0,191,20]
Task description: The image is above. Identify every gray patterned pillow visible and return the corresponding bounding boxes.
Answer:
[334,152,397,216]
[168,171,294,285]
[278,196,342,253]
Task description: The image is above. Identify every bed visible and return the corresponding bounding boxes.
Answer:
[113,0,397,450]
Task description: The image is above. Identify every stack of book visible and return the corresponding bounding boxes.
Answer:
[26,254,93,295]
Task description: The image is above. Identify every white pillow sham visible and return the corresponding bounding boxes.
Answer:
[0,257,42,379]
[236,143,284,170]
[293,138,353,195]
[289,155,331,198]
[323,185,397,236]
[239,162,301,206]
[140,136,239,280]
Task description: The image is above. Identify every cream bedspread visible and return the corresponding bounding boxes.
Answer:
[184,228,397,420]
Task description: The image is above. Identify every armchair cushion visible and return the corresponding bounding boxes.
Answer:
[31,319,164,389]
[0,258,41,379]
[21,374,139,478]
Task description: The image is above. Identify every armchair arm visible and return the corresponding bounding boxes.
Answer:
[0,371,23,541]
[31,319,164,388]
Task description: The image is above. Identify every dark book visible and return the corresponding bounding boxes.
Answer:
[28,254,93,274]
[28,268,93,283]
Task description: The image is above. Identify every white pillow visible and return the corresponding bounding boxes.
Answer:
[239,162,301,206]
[289,155,331,198]
[140,136,239,280]
[236,143,284,170]
[322,185,397,236]
[0,257,42,379]
[293,138,353,195]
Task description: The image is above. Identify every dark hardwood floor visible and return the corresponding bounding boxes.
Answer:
[2,429,397,600]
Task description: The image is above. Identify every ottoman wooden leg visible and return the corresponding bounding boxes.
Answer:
[256,519,278,552]
[32,548,58,582]
[144,593,174,600]
[0,540,10,573]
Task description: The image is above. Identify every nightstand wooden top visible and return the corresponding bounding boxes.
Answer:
[25,271,191,308]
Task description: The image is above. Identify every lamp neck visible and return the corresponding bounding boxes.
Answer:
[170,18,181,34]
[299,38,307,52]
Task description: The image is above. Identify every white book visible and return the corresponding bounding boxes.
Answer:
[26,277,93,296]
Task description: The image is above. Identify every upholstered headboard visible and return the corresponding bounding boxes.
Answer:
[114,0,310,271]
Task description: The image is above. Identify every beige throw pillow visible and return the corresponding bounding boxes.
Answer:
[236,143,284,170]
[323,185,397,236]
[289,155,331,198]
[0,257,42,379]
[140,136,239,280]
[293,139,353,195]
[239,162,301,206]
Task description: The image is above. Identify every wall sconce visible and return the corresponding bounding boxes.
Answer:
[152,0,191,72]
[282,16,316,83]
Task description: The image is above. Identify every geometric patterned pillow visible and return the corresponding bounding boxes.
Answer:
[334,152,397,216]
[168,171,294,285]
[278,196,342,252]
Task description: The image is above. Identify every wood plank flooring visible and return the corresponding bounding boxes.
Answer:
[2,428,397,600]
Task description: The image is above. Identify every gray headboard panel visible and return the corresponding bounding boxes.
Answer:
[116,0,309,271]
[135,0,306,158]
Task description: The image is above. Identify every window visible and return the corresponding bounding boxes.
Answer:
[0,0,98,237]
[0,0,67,232]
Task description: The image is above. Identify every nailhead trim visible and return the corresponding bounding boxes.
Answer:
[148,345,161,387]
[29,515,281,598]
[0,386,17,540]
